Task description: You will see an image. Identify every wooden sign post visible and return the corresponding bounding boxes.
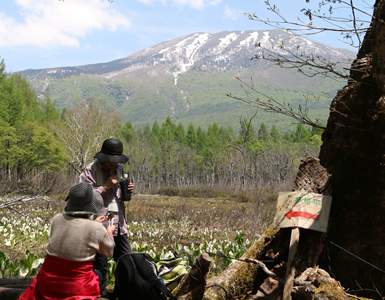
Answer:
[273,191,332,300]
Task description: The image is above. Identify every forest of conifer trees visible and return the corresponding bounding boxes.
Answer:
[123,116,322,192]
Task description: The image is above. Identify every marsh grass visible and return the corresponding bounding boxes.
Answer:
[0,181,288,279]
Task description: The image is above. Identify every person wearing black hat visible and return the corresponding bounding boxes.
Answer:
[79,138,134,298]
[19,182,115,300]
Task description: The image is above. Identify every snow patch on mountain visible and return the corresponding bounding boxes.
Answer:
[239,31,259,48]
[216,32,239,53]
[178,33,210,72]
[159,33,211,84]
[260,31,274,48]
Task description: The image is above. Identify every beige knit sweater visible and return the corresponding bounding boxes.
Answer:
[46,213,115,262]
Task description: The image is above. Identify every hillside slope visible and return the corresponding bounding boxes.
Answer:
[21,29,355,131]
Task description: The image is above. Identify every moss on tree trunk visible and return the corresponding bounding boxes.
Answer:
[200,225,279,300]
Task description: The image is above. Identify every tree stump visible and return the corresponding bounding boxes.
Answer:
[173,252,212,299]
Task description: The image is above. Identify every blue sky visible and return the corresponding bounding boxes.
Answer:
[0,0,372,72]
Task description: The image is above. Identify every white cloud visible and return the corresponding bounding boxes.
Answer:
[137,0,221,9]
[0,0,131,48]
[224,5,243,20]
[137,0,155,4]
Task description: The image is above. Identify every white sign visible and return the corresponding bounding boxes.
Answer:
[273,191,332,232]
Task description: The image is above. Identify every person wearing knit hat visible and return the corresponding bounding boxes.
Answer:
[19,182,116,300]
[79,138,134,298]
[64,181,104,215]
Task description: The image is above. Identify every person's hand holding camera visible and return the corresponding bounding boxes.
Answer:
[128,182,134,194]
[94,216,107,223]
[103,175,118,191]
[107,224,115,233]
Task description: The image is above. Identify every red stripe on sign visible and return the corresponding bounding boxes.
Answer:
[285,210,319,220]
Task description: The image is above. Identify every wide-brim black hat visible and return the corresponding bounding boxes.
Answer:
[65,182,103,215]
[94,138,129,164]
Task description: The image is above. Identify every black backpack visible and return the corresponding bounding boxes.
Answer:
[115,252,174,300]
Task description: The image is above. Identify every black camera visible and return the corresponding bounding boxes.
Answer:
[119,173,131,201]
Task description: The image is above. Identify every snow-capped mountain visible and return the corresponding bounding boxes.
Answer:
[22,29,354,84]
[21,29,355,130]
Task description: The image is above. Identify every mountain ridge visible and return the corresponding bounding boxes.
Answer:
[21,29,356,132]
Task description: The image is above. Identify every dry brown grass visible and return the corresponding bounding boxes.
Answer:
[127,181,289,248]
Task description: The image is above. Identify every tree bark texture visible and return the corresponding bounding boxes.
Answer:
[0,287,25,300]
[292,267,351,300]
[173,253,212,300]
[250,267,353,300]
[0,278,34,300]
[318,0,385,294]
[0,278,34,287]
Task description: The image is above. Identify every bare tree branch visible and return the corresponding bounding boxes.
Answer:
[0,195,49,210]
[227,77,328,130]
[50,98,122,174]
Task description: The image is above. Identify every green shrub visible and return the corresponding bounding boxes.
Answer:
[157,186,224,198]
[234,190,250,203]
[158,187,180,196]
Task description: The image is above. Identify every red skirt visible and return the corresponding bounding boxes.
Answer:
[19,254,100,300]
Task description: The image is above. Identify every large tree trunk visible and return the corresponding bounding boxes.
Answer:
[318,0,385,295]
